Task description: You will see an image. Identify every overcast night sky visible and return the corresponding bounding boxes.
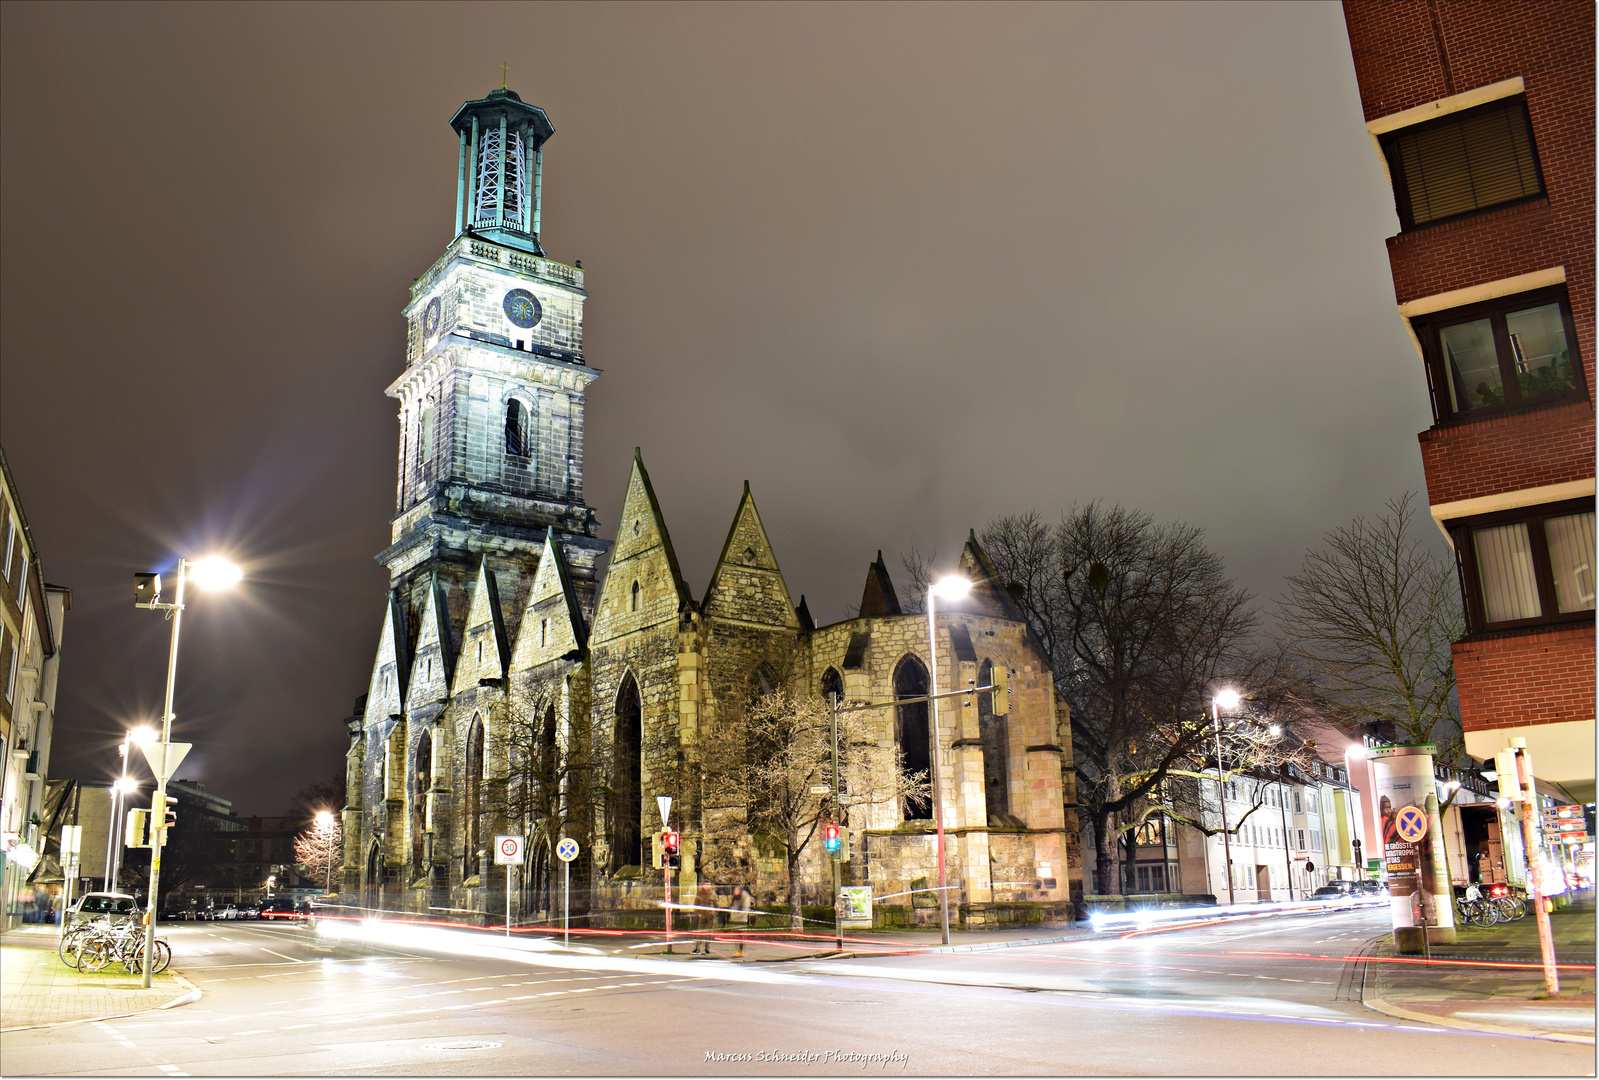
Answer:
[0,2,1437,815]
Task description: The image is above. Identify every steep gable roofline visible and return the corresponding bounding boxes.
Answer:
[545,526,590,649]
[388,589,411,702]
[960,530,1027,623]
[795,595,815,634]
[858,550,902,617]
[430,573,457,686]
[700,481,799,626]
[630,447,692,608]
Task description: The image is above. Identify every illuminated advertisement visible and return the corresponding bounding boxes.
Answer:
[1369,744,1455,937]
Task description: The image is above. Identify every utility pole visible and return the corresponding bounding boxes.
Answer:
[1512,740,1559,996]
[831,691,842,952]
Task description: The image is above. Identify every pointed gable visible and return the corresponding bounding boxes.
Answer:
[858,551,903,617]
[511,528,589,671]
[406,576,454,711]
[957,530,1027,621]
[701,482,801,629]
[452,561,510,694]
[795,595,815,634]
[363,590,409,728]
[590,449,692,644]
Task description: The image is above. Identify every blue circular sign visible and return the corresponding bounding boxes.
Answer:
[556,837,580,863]
[1395,805,1429,843]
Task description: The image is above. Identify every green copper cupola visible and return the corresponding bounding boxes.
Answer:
[450,88,554,255]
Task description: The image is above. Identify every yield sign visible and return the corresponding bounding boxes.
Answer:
[657,795,673,828]
[139,741,192,783]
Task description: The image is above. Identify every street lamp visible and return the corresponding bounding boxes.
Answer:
[315,811,336,895]
[1211,688,1241,905]
[925,574,971,946]
[103,727,154,890]
[134,555,241,987]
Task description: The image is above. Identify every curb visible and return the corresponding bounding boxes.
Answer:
[0,969,202,1033]
[1361,991,1596,1045]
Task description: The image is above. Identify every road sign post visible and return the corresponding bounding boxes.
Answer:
[556,837,580,947]
[494,835,525,938]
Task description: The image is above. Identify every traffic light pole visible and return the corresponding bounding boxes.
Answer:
[142,559,188,989]
[831,692,842,952]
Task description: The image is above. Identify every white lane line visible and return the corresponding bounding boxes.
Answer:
[279,1023,315,1030]
[260,948,302,963]
[235,1029,271,1036]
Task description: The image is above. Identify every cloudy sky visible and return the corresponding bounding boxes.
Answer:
[0,2,1437,814]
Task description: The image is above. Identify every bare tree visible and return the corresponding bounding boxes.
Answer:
[980,504,1260,894]
[1276,493,1465,765]
[294,815,342,891]
[704,682,925,931]
[899,546,935,614]
[287,775,346,829]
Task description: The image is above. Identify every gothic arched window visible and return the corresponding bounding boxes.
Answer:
[630,580,641,613]
[820,667,843,704]
[419,406,435,463]
[610,675,643,872]
[977,659,1010,821]
[412,730,433,872]
[464,715,485,870]
[894,655,932,820]
[505,399,530,457]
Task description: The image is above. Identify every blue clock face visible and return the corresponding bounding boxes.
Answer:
[503,289,542,329]
[423,297,441,335]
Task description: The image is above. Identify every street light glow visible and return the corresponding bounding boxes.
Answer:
[129,726,157,745]
[316,811,335,827]
[116,777,140,793]
[189,557,243,590]
[928,576,972,600]
[1345,744,1367,760]
[1269,724,1282,736]
[1213,688,1241,710]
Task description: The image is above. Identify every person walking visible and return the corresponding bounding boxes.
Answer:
[692,883,714,954]
[730,883,751,957]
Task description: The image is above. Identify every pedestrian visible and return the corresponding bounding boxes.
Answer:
[693,883,714,954]
[730,883,751,957]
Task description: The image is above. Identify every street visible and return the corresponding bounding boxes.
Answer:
[3,908,1593,1076]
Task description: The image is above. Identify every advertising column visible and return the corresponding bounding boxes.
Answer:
[1369,745,1456,952]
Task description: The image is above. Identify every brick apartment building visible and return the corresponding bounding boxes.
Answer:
[1343,2,1595,805]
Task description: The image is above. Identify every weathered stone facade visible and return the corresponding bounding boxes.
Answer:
[343,88,1080,928]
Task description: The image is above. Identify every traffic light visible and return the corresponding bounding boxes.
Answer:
[651,833,663,869]
[126,809,150,849]
[823,821,841,855]
[990,665,1012,715]
[162,807,178,836]
[662,830,681,869]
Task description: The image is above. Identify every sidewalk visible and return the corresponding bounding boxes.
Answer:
[598,921,1089,963]
[1363,893,1596,1043]
[0,925,199,1031]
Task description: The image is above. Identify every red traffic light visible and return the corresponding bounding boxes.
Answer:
[662,830,680,855]
[823,822,841,852]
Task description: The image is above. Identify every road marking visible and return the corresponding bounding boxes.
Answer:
[260,948,301,963]
[279,1023,315,1030]
[157,1066,187,1076]
[235,1029,271,1036]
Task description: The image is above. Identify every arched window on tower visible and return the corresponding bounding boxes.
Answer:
[419,406,435,464]
[894,655,932,820]
[610,675,643,872]
[505,399,530,458]
[630,580,641,613]
[977,659,1010,822]
[412,730,433,873]
[820,667,843,705]
[464,715,485,874]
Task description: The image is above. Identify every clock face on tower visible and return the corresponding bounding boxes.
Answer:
[423,297,441,335]
[503,288,543,329]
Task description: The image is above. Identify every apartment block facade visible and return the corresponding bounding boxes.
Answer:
[1344,2,1596,803]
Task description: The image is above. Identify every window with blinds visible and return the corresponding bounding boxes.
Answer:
[1383,96,1544,229]
[1454,501,1597,633]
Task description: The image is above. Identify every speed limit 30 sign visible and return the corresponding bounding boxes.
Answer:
[494,835,525,865]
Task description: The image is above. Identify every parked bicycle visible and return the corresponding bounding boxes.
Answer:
[61,917,171,974]
[1454,883,1499,927]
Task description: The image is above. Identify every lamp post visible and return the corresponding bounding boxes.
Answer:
[925,575,972,946]
[315,811,336,895]
[134,556,241,987]
[104,728,154,891]
[1211,689,1240,905]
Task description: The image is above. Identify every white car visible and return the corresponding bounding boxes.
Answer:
[215,904,240,920]
[69,892,142,928]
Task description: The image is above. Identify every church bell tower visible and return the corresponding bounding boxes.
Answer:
[379,87,605,639]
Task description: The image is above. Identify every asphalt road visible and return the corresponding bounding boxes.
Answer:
[4,909,1593,1076]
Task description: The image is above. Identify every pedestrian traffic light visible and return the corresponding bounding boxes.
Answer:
[823,822,841,855]
[662,830,681,869]
[126,809,150,849]
[990,665,1012,715]
[162,808,177,836]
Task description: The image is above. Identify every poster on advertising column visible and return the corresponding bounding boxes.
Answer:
[1370,744,1456,949]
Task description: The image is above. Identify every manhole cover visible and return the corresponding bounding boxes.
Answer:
[424,1041,501,1052]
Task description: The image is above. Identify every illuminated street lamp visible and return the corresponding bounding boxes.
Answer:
[103,727,155,890]
[1211,688,1241,905]
[315,811,336,895]
[925,574,971,946]
[133,556,241,987]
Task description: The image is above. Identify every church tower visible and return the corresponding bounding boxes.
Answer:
[380,87,606,645]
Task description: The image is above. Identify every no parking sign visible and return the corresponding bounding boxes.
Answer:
[494,835,525,865]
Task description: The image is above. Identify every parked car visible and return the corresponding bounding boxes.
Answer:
[1352,880,1389,897]
[214,904,240,920]
[238,902,259,920]
[258,897,304,922]
[1311,884,1352,898]
[69,892,142,928]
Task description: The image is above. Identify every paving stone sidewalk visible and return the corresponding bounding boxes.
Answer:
[0,926,196,1030]
[1365,893,1596,1042]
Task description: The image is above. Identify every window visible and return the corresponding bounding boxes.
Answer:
[1293,791,1302,814]
[893,655,932,820]
[1312,830,1321,852]
[1297,829,1306,851]
[977,659,1010,821]
[610,675,643,872]
[630,580,640,613]
[1381,96,1544,230]
[419,406,435,463]
[1412,287,1584,422]
[1451,500,1596,632]
[820,667,843,703]
[505,400,529,457]
[540,618,549,647]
